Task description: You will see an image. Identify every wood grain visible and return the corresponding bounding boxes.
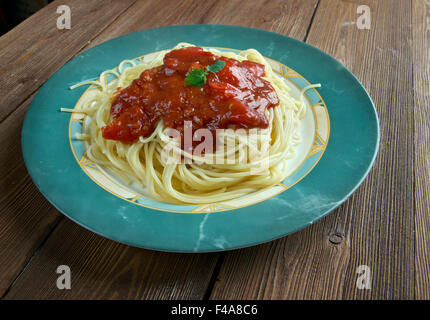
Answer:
[1,0,320,299]
[0,0,135,123]
[0,0,137,297]
[0,0,427,300]
[0,96,62,297]
[83,0,319,51]
[4,218,219,300]
[412,0,430,300]
[210,0,416,299]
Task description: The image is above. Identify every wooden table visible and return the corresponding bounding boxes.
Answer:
[0,0,428,300]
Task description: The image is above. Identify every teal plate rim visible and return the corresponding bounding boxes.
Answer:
[21,25,380,252]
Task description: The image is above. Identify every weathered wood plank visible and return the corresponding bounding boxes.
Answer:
[83,0,319,50]
[0,0,137,297]
[210,0,415,299]
[412,0,430,300]
[2,0,320,299]
[0,96,62,297]
[0,0,136,123]
[4,218,219,300]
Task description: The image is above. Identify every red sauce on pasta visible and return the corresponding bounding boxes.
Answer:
[101,46,279,145]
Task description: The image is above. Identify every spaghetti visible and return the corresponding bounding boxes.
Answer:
[66,43,318,204]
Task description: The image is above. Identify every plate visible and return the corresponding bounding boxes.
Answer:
[22,25,379,252]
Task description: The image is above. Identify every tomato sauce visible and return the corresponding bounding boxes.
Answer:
[101,46,279,146]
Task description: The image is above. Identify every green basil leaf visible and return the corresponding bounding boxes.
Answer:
[185,68,207,87]
[206,60,226,74]
[184,60,225,87]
